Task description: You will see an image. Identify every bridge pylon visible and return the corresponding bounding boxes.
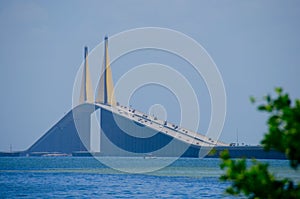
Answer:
[79,46,94,104]
[96,36,116,106]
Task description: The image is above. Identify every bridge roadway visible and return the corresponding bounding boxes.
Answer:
[95,102,228,148]
[1,102,286,159]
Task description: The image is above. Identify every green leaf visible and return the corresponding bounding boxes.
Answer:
[250,96,256,104]
[275,87,283,95]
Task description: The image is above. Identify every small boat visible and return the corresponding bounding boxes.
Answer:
[143,153,156,159]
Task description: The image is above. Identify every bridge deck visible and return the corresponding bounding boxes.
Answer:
[95,103,228,147]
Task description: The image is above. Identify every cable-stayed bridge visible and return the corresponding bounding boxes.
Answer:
[1,37,285,159]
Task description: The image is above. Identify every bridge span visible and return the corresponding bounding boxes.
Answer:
[1,37,285,159]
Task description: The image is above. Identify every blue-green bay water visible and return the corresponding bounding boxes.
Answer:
[0,157,299,198]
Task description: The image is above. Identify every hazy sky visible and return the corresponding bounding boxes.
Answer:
[0,0,299,151]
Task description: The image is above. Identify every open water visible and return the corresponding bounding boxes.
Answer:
[0,157,299,198]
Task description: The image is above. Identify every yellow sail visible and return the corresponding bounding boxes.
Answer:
[96,37,116,106]
[79,47,94,104]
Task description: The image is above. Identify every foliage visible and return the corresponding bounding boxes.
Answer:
[220,88,300,198]
[220,150,300,198]
[258,88,300,169]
